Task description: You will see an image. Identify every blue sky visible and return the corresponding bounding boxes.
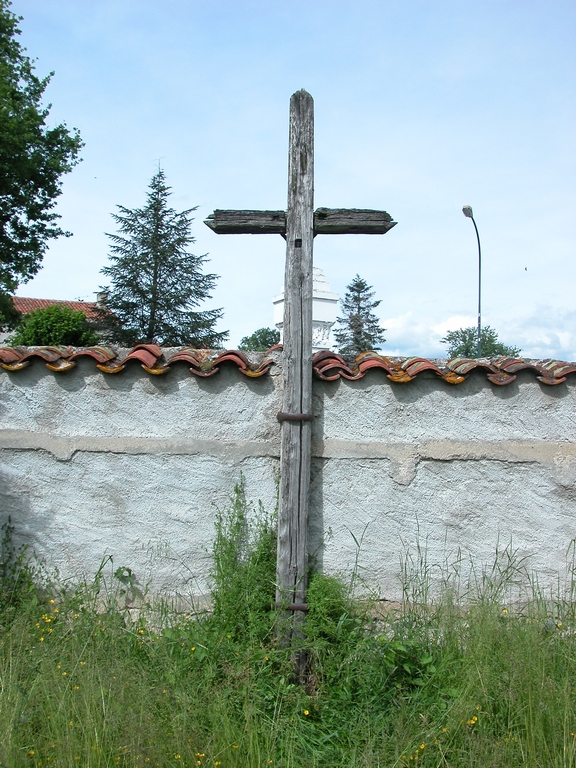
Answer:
[12,0,576,357]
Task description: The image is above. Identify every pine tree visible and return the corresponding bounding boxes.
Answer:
[99,170,228,347]
[333,274,386,358]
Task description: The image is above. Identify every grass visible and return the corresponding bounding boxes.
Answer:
[1,489,576,767]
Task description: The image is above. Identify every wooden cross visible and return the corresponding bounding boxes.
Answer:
[205,89,396,640]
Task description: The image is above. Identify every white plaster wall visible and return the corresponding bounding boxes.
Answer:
[1,354,575,601]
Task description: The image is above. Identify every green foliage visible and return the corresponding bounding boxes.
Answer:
[441,325,522,358]
[0,290,20,331]
[0,1,83,293]
[0,517,38,614]
[9,303,99,346]
[333,274,386,358]
[99,169,228,347]
[238,327,280,352]
[2,500,576,767]
[210,481,277,642]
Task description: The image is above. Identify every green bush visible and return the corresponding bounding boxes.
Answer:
[9,304,99,346]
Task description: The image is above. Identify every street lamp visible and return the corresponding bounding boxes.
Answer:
[462,205,482,357]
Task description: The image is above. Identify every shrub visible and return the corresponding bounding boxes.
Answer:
[9,304,99,346]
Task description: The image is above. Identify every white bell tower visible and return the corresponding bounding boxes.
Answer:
[273,267,339,353]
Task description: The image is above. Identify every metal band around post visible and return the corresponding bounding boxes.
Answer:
[277,412,314,422]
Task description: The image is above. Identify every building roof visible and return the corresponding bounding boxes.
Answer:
[0,344,574,386]
[13,297,100,319]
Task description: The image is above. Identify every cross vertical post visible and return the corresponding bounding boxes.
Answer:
[203,89,396,662]
[276,90,314,637]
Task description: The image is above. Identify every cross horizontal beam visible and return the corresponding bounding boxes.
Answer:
[204,207,396,236]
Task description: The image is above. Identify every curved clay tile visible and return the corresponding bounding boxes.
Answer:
[0,344,574,386]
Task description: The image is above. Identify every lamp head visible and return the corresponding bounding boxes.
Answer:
[462,205,474,219]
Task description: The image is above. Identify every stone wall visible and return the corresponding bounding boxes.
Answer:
[1,348,574,601]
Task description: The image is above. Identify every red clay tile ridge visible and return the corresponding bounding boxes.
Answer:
[0,344,279,377]
[0,344,575,385]
[312,350,576,386]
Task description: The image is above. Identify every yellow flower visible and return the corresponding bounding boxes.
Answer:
[73,685,80,690]
[502,608,508,615]
[174,756,181,761]
[303,709,309,716]
[215,763,221,767]
[39,637,44,642]
[191,646,196,652]
[420,743,425,750]
[49,599,55,604]
[441,727,447,733]
[232,745,238,749]
[28,750,35,756]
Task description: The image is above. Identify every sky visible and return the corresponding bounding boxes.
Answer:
[11,0,576,358]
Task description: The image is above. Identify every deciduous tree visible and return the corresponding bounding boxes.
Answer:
[238,327,280,352]
[0,0,83,296]
[440,326,521,358]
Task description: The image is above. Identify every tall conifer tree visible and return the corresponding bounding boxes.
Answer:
[99,170,228,347]
[333,274,386,358]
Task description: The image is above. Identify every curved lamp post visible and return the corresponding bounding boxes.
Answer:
[462,205,482,357]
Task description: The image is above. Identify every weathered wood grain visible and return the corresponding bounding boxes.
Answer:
[276,90,314,644]
[314,207,396,235]
[203,210,286,234]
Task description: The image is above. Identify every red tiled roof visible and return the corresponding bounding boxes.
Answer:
[0,344,574,386]
[12,297,100,319]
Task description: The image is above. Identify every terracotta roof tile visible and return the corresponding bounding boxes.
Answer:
[12,297,100,319]
[0,345,575,386]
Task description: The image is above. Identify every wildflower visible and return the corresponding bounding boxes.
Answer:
[162,689,167,694]
[191,646,196,652]
[69,721,74,727]
[303,710,309,716]
[441,727,447,733]
[28,750,35,756]
[62,672,67,676]
[174,756,181,761]
[73,613,79,619]
[502,608,508,615]
[80,661,85,666]
[420,743,425,750]
[557,621,563,628]
[232,745,238,749]
[215,763,221,767]
[39,637,44,642]
[49,599,55,604]
[57,664,61,669]
[73,685,80,690]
